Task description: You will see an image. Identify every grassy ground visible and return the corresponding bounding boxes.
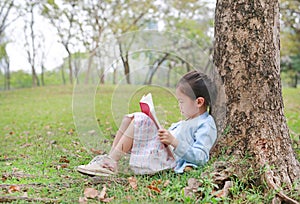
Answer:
[0,85,299,203]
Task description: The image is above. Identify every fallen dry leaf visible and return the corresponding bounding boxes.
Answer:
[90,148,105,155]
[67,129,75,135]
[147,185,161,193]
[187,178,201,189]
[60,163,68,168]
[20,143,32,148]
[2,174,7,182]
[8,185,21,193]
[78,197,88,204]
[59,156,70,163]
[101,196,115,203]
[163,180,170,187]
[215,180,233,198]
[151,179,162,185]
[98,185,107,200]
[97,185,115,203]
[84,187,98,199]
[128,177,138,190]
[183,178,202,198]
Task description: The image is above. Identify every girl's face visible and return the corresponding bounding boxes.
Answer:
[175,88,204,119]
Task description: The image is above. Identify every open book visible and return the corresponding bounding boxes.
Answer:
[139,93,175,159]
[139,93,161,129]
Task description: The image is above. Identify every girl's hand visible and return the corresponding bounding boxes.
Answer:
[158,129,178,148]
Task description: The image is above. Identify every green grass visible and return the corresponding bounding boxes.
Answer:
[0,85,299,203]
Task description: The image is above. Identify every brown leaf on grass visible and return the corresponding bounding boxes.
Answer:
[183,178,202,198]
[8,185,20,193]
[20,143,32,148]
[147,185,161,193]
[59,156,70,163]
[97,185,115,203]
[84,187,98,199]
[163,180,171,187]
[98,185,107,200]
[60,163,68,168]
[100,196,115,203]
[2,175,7,182]
[67,128,75,135]
[78,197,88,204]
[214,180,233,198]
[90,148,105,155]
[187,178,201,189]
[151,179,162,185]
[128,177,138,190]
[72,141,80,146]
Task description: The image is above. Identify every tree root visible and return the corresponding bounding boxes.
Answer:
[264,168,299,204]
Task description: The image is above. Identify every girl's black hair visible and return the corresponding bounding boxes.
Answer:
[176,70,216,115]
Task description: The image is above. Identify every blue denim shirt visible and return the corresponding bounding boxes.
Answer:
[168,112,217,173]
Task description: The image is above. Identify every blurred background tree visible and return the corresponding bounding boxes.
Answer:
[280,0,300,88]
[0,0,298,89]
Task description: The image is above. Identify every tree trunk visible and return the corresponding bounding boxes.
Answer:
[84,51,96,84]
[146,53,169,85]
[121,53,130,84]
[41,64,45,86]
[4,60,10,90]
[213,0,300,202]
[65,47,73,84]
[31,64,39,87]
[61,65,66,85]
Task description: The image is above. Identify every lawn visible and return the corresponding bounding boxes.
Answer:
[0,85,299,203]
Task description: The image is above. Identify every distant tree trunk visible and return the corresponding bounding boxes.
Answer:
[99,67,105,84]
[4,57,10,90]
[146,53,169,85]
[120,51,130,84]
[41,64,45,86]
[65,47,73,84]
[61,65,66,85]
[213,0,300,202]
[84,51,96,84]
[293,73,298,88]
[166,62,172,87]
[112,63,117,85]
[31,64,39,87]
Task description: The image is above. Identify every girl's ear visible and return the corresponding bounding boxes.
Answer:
[196,97,205,107]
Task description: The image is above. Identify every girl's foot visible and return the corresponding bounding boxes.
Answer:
[76,155,117,176]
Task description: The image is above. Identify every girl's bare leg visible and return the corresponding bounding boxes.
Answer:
[109,119,134,162]
[112,115,134,148]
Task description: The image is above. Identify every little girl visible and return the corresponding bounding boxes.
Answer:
[77,70,217,176]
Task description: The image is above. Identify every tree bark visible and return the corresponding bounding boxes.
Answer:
[213,0,300,201]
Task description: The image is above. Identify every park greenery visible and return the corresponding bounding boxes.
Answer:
[0,85,299,203]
